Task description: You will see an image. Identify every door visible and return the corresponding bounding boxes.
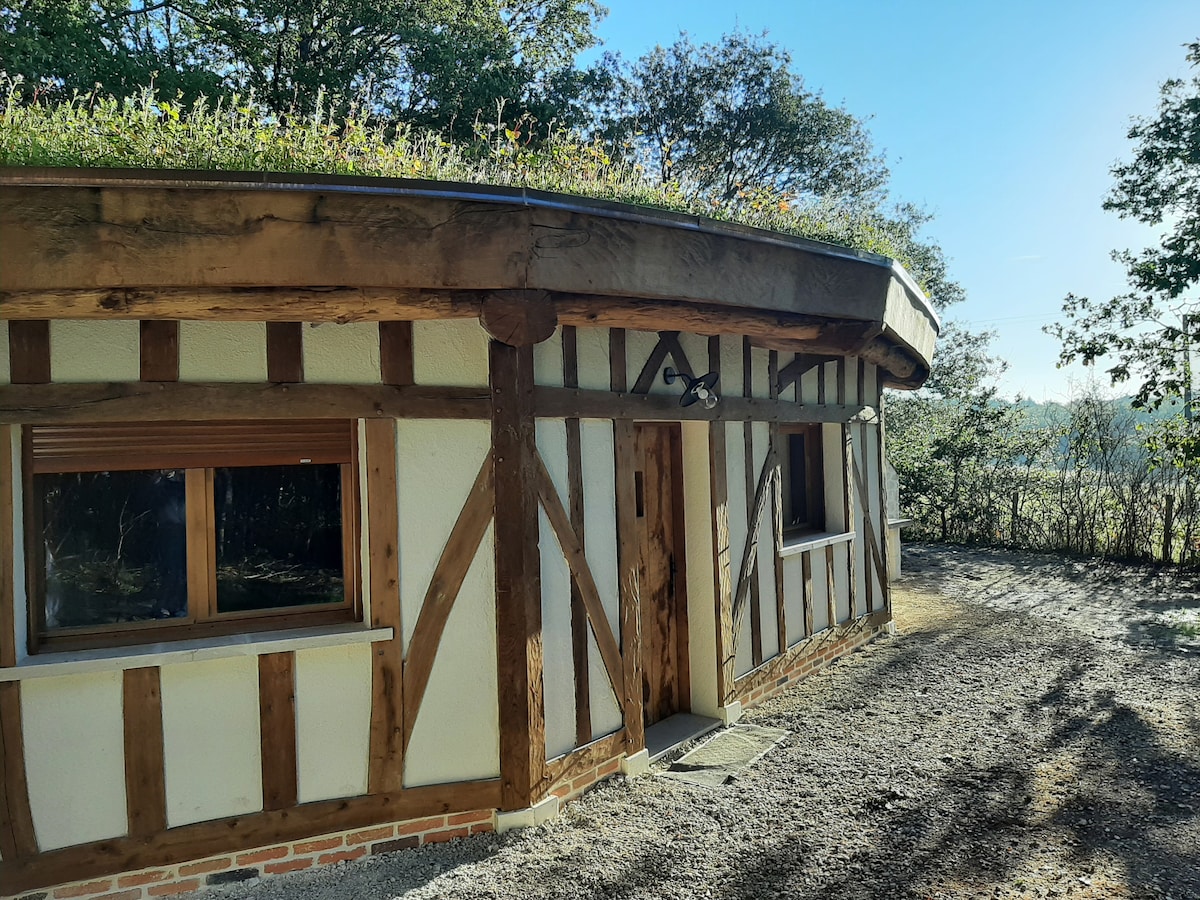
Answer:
[633,423,690,727]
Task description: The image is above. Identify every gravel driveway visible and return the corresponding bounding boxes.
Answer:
[213,544,1200,899]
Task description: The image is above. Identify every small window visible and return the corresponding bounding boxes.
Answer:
[782,424,825,536]
[26,421,359,652]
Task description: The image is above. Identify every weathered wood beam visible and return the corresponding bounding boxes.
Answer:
[0,382,490,423]
[123,667,167,838]
[613,420,644,754]
[731,443,777,655]
[538,729,626,800]
[258,652,298,811]
[480,290,557,347]
[491,341,546,811]
[379,321,415,386]
[0,778,502,895]
[266,322,303,383]
[8,320,48,384]
[708,337,735,705]
[0,681,37,862]
[777,353,836,395]
[534,387,874,424]
[562,326,591,748]
[139,321,179,382]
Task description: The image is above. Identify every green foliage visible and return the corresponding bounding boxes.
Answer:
[596,32,888,204]
[0,80,959,300]
[1051,39,1200,420]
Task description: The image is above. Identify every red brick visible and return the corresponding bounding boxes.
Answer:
[236,846,288,865]
[372,836,419,854]
[397,815,447,835]
[571,770,597,791]
[596,758,620,777]
[446,810,490,827]
[94,890,144,900]
[551,785,571,799]
[178,858,232,877]
[317,847,367,865]
[146,881,200,897]
[55,880,114,898]
[469,822,495,835]
[117,871,170,888]
[346,826,393,844]
[293,837,342,854]
[421,827,468,845]
[264,859,314,875]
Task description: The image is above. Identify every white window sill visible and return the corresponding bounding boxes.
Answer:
[0,623,393,682]
[778,530,855,558]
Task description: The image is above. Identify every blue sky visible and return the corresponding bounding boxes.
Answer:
[581,0,1197,401]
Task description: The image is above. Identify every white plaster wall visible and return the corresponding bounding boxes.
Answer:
[179,322,268,381]
[782,555,806,646]
[681,422,719,717]
[751,347,771,400]
[396,416,498,787]
[824,424,847,533]
[395,419,491,650]
[814,550,835,630]
[295,644,372,803]
[846,357,860,405]
[576,327,610,391]
[752,422,779,661]
[580,421,622,737]
[161,656,262,827]
[833,542,852,624]
[303,322,381,383]
[533,327,564,387]
[413,319,488,387]
[0,320,9,384]
[403,523,500,786]
[798,364,817,405]
[22,671,126,850]
[50,321,139,382]
[677,332,709,382]
[724,426,752,677]
[719,336,744,398]
[625,330,667,396]
[536,419,576,759]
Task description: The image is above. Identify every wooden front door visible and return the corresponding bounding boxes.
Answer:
[633,423,690,727]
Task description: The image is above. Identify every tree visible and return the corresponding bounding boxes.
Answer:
[1050,39,1200,415]
[595,32,888,204]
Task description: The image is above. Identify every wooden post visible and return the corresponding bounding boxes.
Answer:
[708,337,735,704]
[1163,493,1175,563]
[563,327,592,746]
[490,341,545,810]
[614,420,644,754]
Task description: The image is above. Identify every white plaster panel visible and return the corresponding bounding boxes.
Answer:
[799,365,818,405]
[681,421,719,717]
[396,419,491,652]
[752,347,771,400]
[626,330,668,396]
[178,322,268,381]
[403,523,500,785]
[833,542,852,624]
[161,656,263,827]
[866,363,880,407]
[295,644,372,803]
[677,332,708,381]
[753,422,779,662]
[824,425,847,533]
[536,420,575,758]
[22,671,126,850]
[724,426,752,677]
[303,322,381,383]
[866,422,886,601]
[533,327,564,387]
[0,321,9,384]
[50,321,139,382]
[576,327,610,391]
[845,357,860,405]
[782,555,806,645]
[812,550,833,631]
[540,505,576,759]
[579,421,623,735]
[413,319,488,387]
[719,335,743,398]
[852,427,867,618]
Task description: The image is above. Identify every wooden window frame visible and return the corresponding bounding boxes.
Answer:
[23,421,362,654]
[781,423,826,538]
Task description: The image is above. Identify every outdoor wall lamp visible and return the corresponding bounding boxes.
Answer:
[664,368,720,409]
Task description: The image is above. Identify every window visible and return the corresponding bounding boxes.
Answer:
[781,424,825,536]
[26,421,359,652]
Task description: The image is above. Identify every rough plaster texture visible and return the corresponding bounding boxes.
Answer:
[719,336,744,398]
[22,671,126,850]
[536,419,576,759]
[50,320,139,382]
[724,425,752,678]
[160,656,263,827]
[295,643,372,803]
[178,322,268,381]
[580,421,622,737]
[681,421,719,718]
[402,522,500,786]
[533,328,564,388]
[833,541,852,624]
[677,332,708,383]
[303,322,381,383]
[782,555,806,644]
[413,319,488,387]
[575,328,609,391]
[394,418,499,786]
[751,347,771,400]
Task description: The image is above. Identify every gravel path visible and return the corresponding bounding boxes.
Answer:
[214,544,1200,900]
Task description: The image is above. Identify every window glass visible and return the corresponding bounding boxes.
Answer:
[786,432,810,529]
[214,465,344,614]
[38,469,188,630]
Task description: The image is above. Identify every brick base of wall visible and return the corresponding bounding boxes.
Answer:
[547,755,623,804]
[14,810,495,900]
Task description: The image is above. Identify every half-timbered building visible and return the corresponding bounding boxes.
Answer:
[0,170,938,899]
